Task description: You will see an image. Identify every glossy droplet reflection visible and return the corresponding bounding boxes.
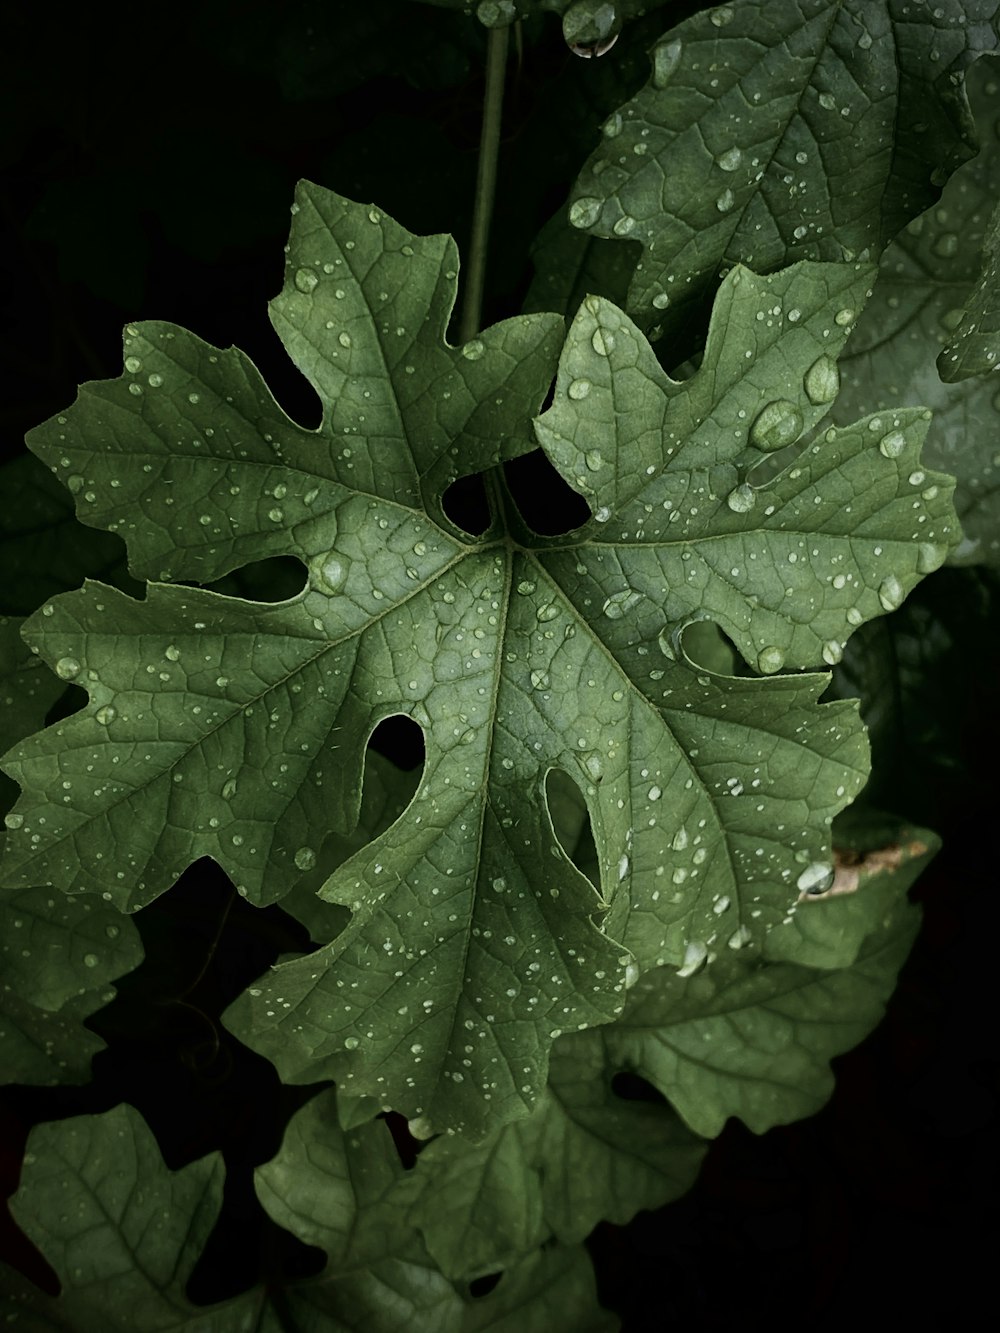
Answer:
[749,400,803,452]
[311,551,350,595]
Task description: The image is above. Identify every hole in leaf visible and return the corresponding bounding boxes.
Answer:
[197,556,307,602]
[442,470,491,536]
[367,713,425,772]
[745,438,807,488]
[545,768,599,892]
[468,1271,504,1298]
[677,619,741,676]
[503,449,590,535]
[611,1070,667,1105]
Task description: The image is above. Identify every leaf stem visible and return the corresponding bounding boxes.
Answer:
[460,26,509,343]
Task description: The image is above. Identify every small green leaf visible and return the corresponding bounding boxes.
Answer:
[6,1105,225,1328]
[255,1091,418,1273]
[604,870,921,1136]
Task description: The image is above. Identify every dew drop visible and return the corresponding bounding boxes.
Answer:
[916,542,948,574]
[83,953,99,968]
[652,38,682,88]
[569,196,603,229]
[603,589,642,619]
[878,574,904,611]
[821,639,843,665]
[55,657,81,680]
[676,940,708,978]
[717,146,742,172]
[591,327,616,356]
[294,846,316,871]
[585,449,604,471]
[462,339,485,361]
[311,552,349,595]
[750,399,803,451]
[716,188,735,212]
[124,356,142,374]
[878,429,907,459]
[95,704,117,726]
[804,354,840,404]
[756,645,785,674]
[294,267,319,294]
[568,377,592,400]
[796,861,834,894]
[726,482,756,513]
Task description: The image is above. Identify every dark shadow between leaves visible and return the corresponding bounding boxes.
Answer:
[611,1070,668,1107]
[442,471,492,536]
[185,1150,326,1306]
[43,682,86,728]
[503,449,591,535]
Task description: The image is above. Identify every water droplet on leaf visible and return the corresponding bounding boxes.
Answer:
[750,399,803,451]
[804,355,840,404]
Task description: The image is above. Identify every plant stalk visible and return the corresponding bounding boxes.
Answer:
[460,26,509,343]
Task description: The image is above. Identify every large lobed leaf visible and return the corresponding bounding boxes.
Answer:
[0,185,957,1138]
[563,0,999,332]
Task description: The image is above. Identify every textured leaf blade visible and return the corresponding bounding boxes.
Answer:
[405,1028,705,1280]
[938,196,1000,382]
[565,0,999,330]
[3,188,955,1139]
[6,1105,227,1329]
[836,56,1000,564]
[605,869,921,1136]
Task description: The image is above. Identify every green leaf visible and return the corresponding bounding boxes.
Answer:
[836,56,1000,563]
[764,810,939,969]
[0,453,137,617]
[4,1104,226,1329]
[460,1244,617,1333]
[255,1091,418,1273]
[0,616,65,813]
[0,879,142,1013]
[403,1028,705,1280]
[2,187,955,1139]
[0,985,108,1086]
[938,196,1000,382]
[603,865,921,1136]
[564,0,999,330]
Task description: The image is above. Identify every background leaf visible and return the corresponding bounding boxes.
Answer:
[603,854,922,1136]
[836,55,1000,564]
[564,0,999,332]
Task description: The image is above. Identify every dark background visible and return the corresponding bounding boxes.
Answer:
[0,1,996,1328]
